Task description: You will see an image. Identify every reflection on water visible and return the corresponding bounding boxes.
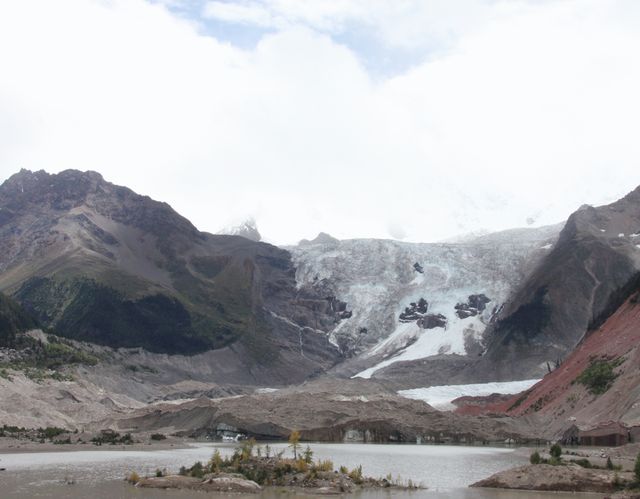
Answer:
[0,442,600,498]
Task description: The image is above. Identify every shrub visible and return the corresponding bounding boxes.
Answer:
[550,444,562,459]
[530,451,541,464]
[150,433,166,441]
[607,457,614,470]
[314,459,334,472]
[349,465,363,484]
[189,461,205,478]
[209,449,223,472]
[126,471,140,484]
[38,426,67,440]
[635,452,640,482]
[155,469,163,477]
[241,438,256,461]
[0,368,12,381]
[339,465,348,474]
[575,358,623,395]
[294,458,309,473]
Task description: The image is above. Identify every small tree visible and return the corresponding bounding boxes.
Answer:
[289,430,301,460]
[606,457,614,470]
[550,444,562,459]
[241,438,256,461]
[530,451,541,464]
[303,445,314,464]
[634,451,640,482]
[209,449,223,472]
[190,461,204,478]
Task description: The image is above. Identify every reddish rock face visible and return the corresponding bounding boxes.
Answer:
[455,278,640,437]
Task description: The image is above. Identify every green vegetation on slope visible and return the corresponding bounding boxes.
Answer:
[16,277,214,354]
[575,357,624,395]
[0,292,39,348]
[0,334,99,382]
[14,271,275,357]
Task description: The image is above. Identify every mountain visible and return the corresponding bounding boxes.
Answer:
[218,218,261,242]
[298,232,339,246]
[475,187,640,380]
[0,292,39,347]
[289,225,561,387]
[0,169,346,383]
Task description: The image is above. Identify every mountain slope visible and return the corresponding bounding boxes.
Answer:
[476,187,640,380]
[0,169,344,382]
[454,273,640,438]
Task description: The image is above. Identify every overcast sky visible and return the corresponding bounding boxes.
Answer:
[1,0,640,244]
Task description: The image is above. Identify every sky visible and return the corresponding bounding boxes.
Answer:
[1,0,640,245]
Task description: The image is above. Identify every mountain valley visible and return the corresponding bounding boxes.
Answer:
[1,168,640,447]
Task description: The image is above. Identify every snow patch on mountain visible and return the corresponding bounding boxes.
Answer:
[398,379,541,410]
[218,218,261,242]
[356,313,486,379]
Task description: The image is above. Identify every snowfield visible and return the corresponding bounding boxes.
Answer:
[398,379,541,410]
[290,225,560,378]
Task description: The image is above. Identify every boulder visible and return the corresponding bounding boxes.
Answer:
[471,464,633,493]
[136,474,262,493]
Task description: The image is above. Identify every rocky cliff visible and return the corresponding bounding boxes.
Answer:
[476,187,640,380]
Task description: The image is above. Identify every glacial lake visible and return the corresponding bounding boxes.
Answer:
[0,442,600,498]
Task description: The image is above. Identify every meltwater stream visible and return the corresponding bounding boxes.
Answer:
[0,442,599,498]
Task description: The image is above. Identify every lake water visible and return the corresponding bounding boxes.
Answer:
[0,442,600,498]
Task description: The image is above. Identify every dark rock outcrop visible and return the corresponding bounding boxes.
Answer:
[398,298,447,329]
[399,298,429,322]
[455,294,491,319]
[417,314,447,330]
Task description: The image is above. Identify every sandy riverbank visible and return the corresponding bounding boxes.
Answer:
[0,435,194,454]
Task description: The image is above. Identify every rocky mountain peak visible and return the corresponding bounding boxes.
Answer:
[218,218,261,242]
[298,232,339,246]
[0,169,200,245]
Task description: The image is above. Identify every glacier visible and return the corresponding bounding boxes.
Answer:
[398,379,541,410]
[290,225,560,380]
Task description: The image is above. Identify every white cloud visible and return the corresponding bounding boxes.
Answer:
[0,0,640,245]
